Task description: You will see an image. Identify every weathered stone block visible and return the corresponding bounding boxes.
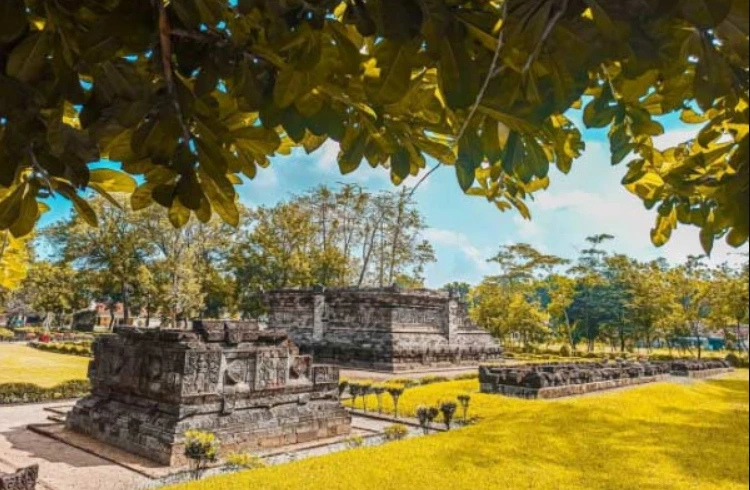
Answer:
[67,321,351,466]
[265,287,503,372]
[0,465,38,490]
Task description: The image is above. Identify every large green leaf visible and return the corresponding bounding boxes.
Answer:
[89,169,137,193]
[391,148,411,181]
[0,0,27,44]
[368,40,419,105]
[679,0,733,28]
[439,32,475,109]
[8,191,39,239]
[457,132,482,192]
[7,32,52,83]
[0,185,25,230]
[274,69,311,109]
[339,132,367,174]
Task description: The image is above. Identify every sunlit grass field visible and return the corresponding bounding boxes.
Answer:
[166,371,748,490]
[0,344,89,387]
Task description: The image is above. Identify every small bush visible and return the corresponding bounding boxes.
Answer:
[0,380,90,405]
[725,353,749,369]
[559,345,572,358]
[0,328,14,341]
[419,375,449,386]
[184,430,220,479]
[384,424,409,441]
[345,435,366,449]
[225,453,267,471]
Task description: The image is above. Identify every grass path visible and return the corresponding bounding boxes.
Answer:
[0,344,89,387]
[167,371,749,490]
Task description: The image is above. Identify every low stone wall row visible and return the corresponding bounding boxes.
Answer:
[481,375,671,400]
[673,367,735,379]
[0,464,38,490]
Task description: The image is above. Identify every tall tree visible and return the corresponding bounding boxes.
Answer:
[20,261,90,328]
[568,235,615,351]
[668,256,712,359]
[46,195,152,326]
[709,261,750,351]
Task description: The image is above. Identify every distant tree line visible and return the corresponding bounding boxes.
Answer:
[465,236,749,358]
[1,185,435,328]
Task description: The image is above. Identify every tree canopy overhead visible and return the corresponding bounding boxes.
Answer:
[0,0,747,257]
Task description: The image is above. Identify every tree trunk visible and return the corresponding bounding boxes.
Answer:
[737,320,745,352]
[564,311,575,350]
[387,195,406,285]
[122,279,131,326]
[108,304,116,331]
[358,226,378,287]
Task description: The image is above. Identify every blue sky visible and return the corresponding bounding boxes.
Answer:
[40,111,749,288]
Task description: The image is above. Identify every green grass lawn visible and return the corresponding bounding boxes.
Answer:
[167,371,749,490]
[0,344,89,387]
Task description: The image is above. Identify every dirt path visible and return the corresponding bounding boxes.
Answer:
[0,403,151,490]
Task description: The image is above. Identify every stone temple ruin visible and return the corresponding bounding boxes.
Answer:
[671,359,734,379]
[67,321,351,466]
[265,287,503,372]
[480,359,734,399]
[480,361,674,399]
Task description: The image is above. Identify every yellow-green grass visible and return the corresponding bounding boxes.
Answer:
[0,344,89,387]
[167,372,748,490]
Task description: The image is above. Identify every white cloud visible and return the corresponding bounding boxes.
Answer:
[513,215,543,241]
[422,228,494,282]
[314,141,341,174]
[252,166,279,189]
[653,129,699,150]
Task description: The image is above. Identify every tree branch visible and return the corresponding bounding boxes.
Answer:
[408,0,510,200]
[153,0,192,145]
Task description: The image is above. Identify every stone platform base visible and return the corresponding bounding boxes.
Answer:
[318,359,500,373]
[66,396,351,467]
[481,375,671,399]
[30,419,375,481]
[673,368,735,379]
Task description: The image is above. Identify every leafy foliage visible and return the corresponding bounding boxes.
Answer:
[0,0,746,258]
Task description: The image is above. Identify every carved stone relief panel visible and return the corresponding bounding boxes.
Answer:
[255,351,289,391]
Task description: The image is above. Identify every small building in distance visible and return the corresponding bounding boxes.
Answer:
[265,287,503,372]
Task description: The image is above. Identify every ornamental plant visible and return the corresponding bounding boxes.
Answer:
[383,424,409,442]
[358,381,373,413]
[184,430,221,480]
[372,384,387,414]
[345,435,366,449]
[416,406,440,435]
[457,394,472,425]
[348,383,361,410]
[225,452,267,472]
[440,401,458,430]
[387,386,405,419]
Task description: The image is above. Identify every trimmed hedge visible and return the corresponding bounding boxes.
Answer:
[0,380,91,405]
[30,341,93,357]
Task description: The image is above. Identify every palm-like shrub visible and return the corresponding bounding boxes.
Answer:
[457,394,472,424]
[387,386,405,419]
[440,402,458,430]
